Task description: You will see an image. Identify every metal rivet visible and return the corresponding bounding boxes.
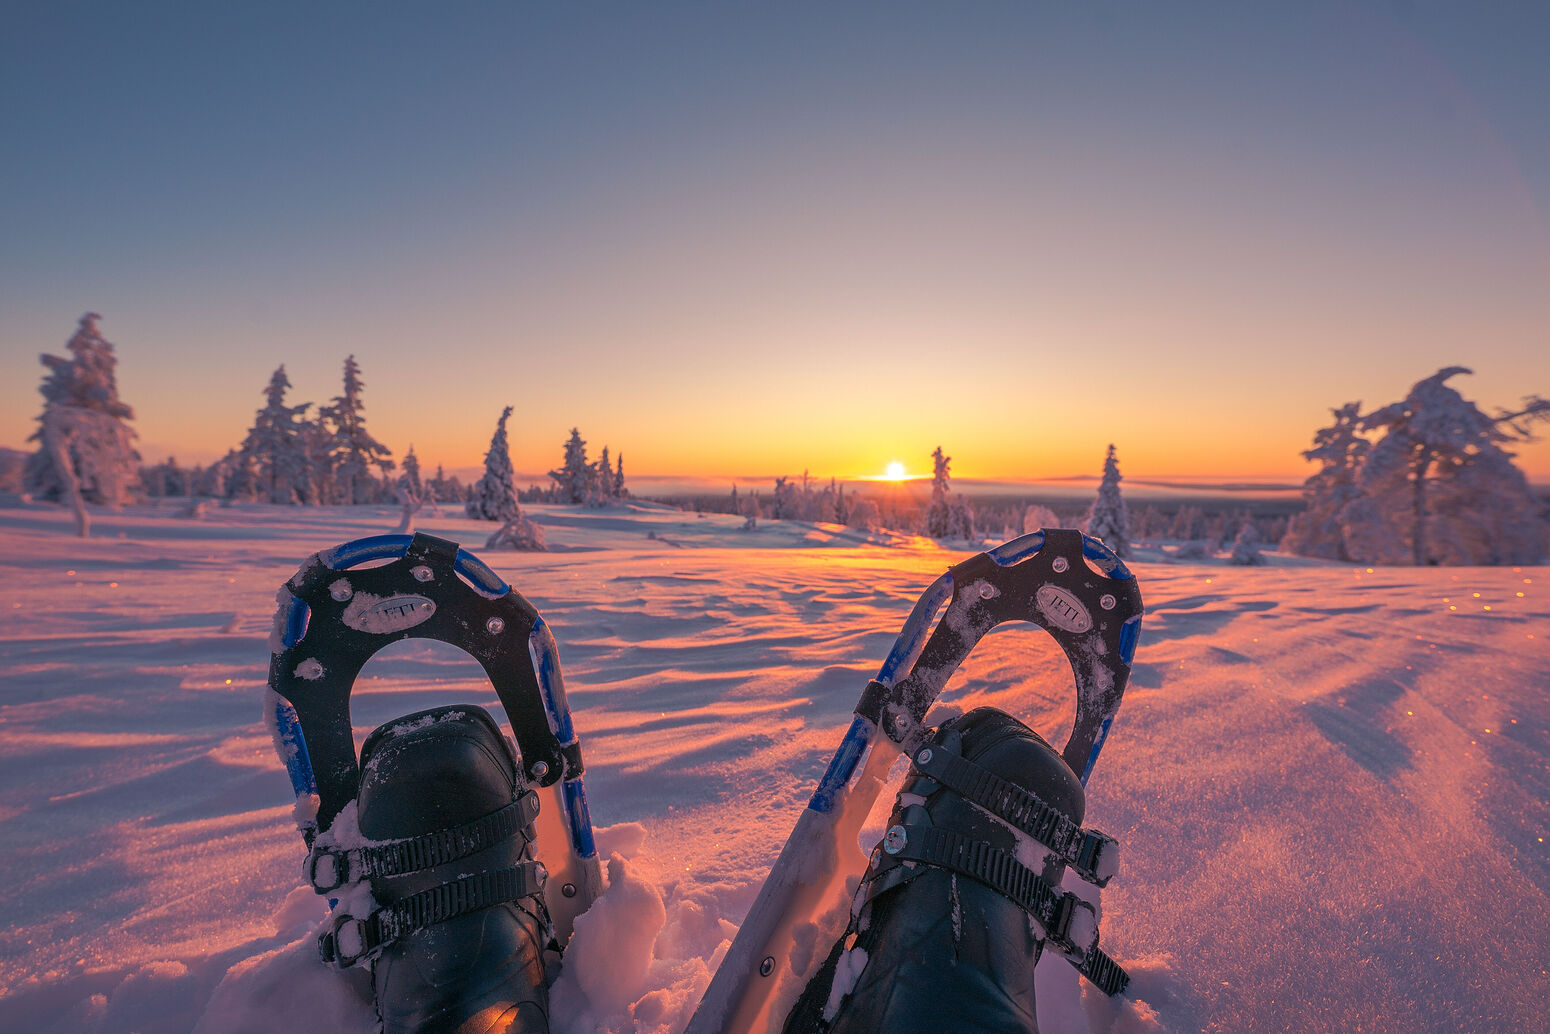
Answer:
[561,882,577,898]
[892,713,909,731]
[1052,557,1069,573]
[1100,594,1117,610]
[330,582,353,602]
[411,565,433,582]
[486,616,505,634]
[979,583,995,599]
[883,825,908,855]
[759,956,775,977]
[530,761,549,780]
[916,748,933,766]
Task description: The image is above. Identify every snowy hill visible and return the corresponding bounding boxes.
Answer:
[0,499,1546,1033]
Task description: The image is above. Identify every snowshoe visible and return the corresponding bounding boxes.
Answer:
[686,529,1142,1034]
[265,533,603,961]
[332,703,551,1033]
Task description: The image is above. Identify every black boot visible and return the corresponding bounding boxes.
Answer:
[785,707,1109,1034]
[355,704,551,1034]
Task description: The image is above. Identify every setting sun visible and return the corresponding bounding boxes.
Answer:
[884,462,907,481]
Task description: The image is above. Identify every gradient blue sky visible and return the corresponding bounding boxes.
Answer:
[3,3,1548,482]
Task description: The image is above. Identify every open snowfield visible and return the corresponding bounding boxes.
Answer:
[1,498,1546,1034]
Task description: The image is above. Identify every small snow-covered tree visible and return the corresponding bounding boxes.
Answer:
[24,313,140,509]
[467,407,519,521]
[614,453,627,497]
[1021,504,1059,535]
[846,496,880,532]
[240,366,313,504]
[1083,444,1129,558]
[486,504,546,551]
[1229,519,1265,565]
[319,356,394,504]
[1282,403,1370,561]
[548,428,590,505]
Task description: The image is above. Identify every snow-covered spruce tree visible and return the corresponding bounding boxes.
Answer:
[1083,444,1130,558]
[770,476,797,520]
[319,356,394,504]
[467,407,519,521]
[548,428,589,505]
[1351,367,1548,565]
[24,313,140,509]
[395,445,426,533]
[240,366,313,504]
[614,453,626,498]
[926,447,953,538]
[588,446,613,507]
[1282,403,1369,561]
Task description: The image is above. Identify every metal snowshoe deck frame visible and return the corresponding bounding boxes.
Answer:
[266,532,602,943]
[686,528,1143,1034]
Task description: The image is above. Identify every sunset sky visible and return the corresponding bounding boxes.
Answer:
[3,4,1548,483]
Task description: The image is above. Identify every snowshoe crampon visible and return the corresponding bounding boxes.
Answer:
[265,533,603,952]
[685,529,1143,1034]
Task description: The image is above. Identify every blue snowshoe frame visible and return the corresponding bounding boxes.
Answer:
[266,532,601,942]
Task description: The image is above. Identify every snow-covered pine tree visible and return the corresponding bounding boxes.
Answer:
[1352,367,1548,565]
[926,446,953,538]
[614,453,626,497]
[240,366,313,504]
[319,355,394,504]
[1282,403,1369,561]
[1083,444,1130,558]
[548,429,589,505]
[467,407,519,521]
[24,313,140,508]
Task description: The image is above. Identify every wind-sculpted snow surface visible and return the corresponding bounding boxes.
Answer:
[0,498,1547,1032]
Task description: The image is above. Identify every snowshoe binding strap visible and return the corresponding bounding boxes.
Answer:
[862,823,1127,995]
[318,860,549,969]
[908,743,1118,886]
[307,789,542,893]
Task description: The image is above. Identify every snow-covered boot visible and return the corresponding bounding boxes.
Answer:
[350,704,551,1034]
[784,707,1119,1034]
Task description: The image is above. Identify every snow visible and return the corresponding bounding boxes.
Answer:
[1,497,1548,1032]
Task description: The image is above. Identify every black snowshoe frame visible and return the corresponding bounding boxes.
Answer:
[266,532,601,944]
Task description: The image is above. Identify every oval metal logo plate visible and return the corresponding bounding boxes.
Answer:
[1036,584,1092,634]
[342,593,437,635]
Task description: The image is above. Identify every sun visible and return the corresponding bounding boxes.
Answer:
[884,461,907,481]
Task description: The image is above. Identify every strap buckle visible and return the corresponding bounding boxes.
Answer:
[1073,830,1118,887]
[307,846,353,893]
[1048,894,1099,959]
[318,911,378,969]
